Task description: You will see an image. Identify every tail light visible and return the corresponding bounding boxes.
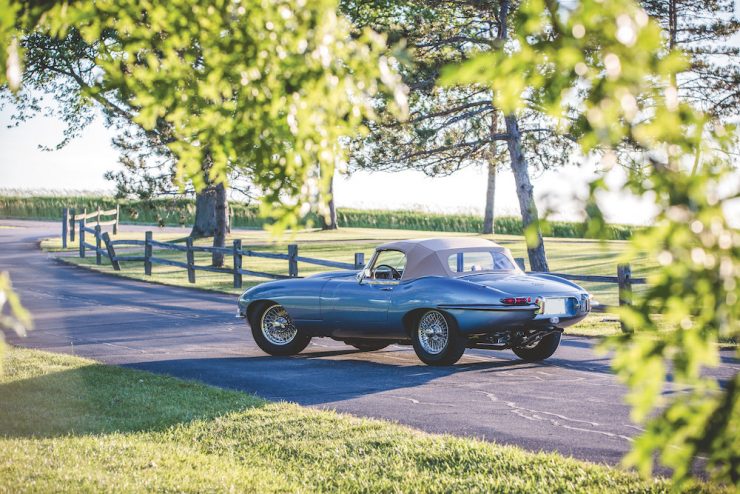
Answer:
[500,297,532,305]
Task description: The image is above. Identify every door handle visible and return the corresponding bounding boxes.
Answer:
[380,286,394,291]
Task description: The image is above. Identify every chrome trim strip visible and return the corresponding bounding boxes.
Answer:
[437,304,538,312]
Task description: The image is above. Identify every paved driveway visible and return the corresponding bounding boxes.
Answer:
[2,220,737,467]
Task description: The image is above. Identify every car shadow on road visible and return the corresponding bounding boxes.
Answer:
[122,348,545,407]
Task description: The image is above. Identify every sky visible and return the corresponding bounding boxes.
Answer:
[2,91,739,226]
[1,2,739,227]
[0,104,673,226]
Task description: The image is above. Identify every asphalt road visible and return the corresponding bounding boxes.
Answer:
[2,219,737,468]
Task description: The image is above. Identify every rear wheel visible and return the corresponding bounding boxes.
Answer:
[512,332,561,361]
[249,303,311,356]
[412,310,466,366]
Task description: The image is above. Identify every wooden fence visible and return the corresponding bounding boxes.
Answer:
[63,209,643,333]
[62,206,119,248]
[76,224,366,289]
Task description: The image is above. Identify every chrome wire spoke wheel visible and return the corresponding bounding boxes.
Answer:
[418,311,449,355]
[261,305,298,346]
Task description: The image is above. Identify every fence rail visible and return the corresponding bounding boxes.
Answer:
[62,206,642,333]
[62,205,120,248]
[78,226,366,289]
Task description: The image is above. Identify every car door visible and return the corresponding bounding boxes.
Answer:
[322,249,406,338]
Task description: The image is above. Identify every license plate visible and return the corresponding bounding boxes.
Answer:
[543,298,567,316]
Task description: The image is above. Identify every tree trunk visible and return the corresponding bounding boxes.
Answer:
[483,111,498,235]
[504,114,549,272]
[483,161,496,234]
[188,151,229,267]
[494,0,547,270]
[322,174,338,230]
[211,182,229,267]
[668,0,677,49]
[190,186,217,238]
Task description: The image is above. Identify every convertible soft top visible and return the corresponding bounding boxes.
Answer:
[376,237,516,280]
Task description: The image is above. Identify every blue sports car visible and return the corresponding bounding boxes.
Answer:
[237,237,591,365]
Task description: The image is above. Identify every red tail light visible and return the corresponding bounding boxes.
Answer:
[500,297,532,305]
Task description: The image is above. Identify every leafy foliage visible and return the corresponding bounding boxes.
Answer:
[641,0,740,120]
[442,0,739,486]
[345,0,576,178]
[5,0,406,233]
[0,272,32,375]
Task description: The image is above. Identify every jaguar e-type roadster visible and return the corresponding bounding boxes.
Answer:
[237,237,590,365]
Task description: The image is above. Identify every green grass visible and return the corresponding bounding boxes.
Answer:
[1,346,720,493]
[1,192,642,239]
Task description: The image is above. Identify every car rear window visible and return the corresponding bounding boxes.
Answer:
[447,250,515,273]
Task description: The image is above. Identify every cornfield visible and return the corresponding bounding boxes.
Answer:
[0,193,640,240]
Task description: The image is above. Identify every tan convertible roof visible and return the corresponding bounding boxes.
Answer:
[376,237,512,279]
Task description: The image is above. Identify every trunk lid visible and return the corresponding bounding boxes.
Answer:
[460,272,578,297]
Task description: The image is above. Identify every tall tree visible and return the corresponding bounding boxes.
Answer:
[2,30,232,266]
[345,0,575,270]
[444,0,738,485]
[0,0,405,373]
[642,0,740,120]
[320,174,339,230]
[4,0,406,232]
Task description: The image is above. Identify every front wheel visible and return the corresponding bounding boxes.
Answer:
[412,310,467,366]
[249,303,311,356]
[512,331,561,362]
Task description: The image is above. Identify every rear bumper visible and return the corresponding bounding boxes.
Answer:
[443,304,589,335]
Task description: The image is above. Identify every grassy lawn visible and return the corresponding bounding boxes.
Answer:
[1,346,721,493]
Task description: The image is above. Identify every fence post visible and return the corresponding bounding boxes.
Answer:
[288,244,298,277]
[617,263,632,333]
[233,239,242,289]
[69,208,76,242]
[144,231,153,275]
[113,204,119,235]
[101,232,121,271]
[79,219,86,258]
[514,257,526,271]
[186,237,196,283]
[354,252,365,270]
[96,206,101,227]
[62,208,68,249]
[94,225,102,265]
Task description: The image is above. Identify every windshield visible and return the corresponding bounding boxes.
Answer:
[369,249,406,280]
[447,250,516,273]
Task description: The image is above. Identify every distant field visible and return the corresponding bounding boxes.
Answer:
[1,193,642,240]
